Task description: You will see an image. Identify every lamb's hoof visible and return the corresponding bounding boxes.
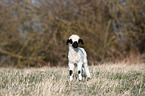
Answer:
[70,77,73,81]
[87,77,91,81]
[78,78,82,81]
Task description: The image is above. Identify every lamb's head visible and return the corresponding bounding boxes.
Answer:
[66,34,84,48]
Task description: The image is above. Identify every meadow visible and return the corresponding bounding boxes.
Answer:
[0,63,144,96]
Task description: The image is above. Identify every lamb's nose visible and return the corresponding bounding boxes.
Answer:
[72,42,78,48]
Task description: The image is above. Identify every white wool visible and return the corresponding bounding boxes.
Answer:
[69,34,80,42]
[68,46,86,64]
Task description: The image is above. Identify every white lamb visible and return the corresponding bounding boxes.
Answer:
[66,34,91,81]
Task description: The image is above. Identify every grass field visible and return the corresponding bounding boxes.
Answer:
[0,63,145,96]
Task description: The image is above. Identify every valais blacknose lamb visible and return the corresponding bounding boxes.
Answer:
[66,34,91,81]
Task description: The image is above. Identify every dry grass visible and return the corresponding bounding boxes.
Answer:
[0,63,145,96]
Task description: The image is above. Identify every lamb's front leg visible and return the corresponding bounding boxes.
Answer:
[77,62,83,81]
[68,63,74,81]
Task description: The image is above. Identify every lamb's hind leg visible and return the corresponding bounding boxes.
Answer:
[84,59,91,78]
[77,62,83,81]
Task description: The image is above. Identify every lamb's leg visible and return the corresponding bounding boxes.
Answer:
[84,59,91,78]
[77,62,83,80]
[68,63,74,81]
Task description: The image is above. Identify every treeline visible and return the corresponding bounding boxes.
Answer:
[0,0,144,68]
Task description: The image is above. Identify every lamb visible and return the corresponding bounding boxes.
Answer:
[66,34,91,81]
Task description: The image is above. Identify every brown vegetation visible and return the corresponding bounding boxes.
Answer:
[0,0,144,68]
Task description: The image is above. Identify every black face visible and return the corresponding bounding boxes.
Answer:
[72,41,78,48]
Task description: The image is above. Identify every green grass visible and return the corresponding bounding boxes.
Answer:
[0,63,145,96]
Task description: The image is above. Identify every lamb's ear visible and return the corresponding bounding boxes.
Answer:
[66,39,69,45]
[66,39,72,45]
[79,39,84,44]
